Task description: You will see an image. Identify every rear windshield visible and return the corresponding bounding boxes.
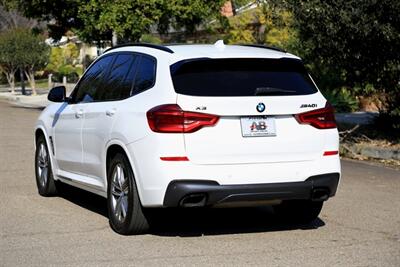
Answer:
[170,58,318,96]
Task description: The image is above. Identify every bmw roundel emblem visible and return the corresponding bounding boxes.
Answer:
[256,103,265,113]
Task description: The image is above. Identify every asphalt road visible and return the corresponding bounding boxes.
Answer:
[1,101,399,266]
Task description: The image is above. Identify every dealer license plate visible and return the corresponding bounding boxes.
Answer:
[240,116,276,137]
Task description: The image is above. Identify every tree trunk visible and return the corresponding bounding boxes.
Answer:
[257,24,266,44]
[24,69,37,96]
[112,31,118,46]
[5,72,16,94]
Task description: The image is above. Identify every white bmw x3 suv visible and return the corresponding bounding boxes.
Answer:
[35,41,340,235]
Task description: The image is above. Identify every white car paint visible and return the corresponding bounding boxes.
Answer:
[35,42,341,206]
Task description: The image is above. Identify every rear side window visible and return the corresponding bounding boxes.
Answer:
[170,58,318,96]
[133,55,156,94]
[99,54,139,101]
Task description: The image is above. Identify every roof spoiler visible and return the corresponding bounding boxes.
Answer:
[104,43,174,54]
[237,44,286,53]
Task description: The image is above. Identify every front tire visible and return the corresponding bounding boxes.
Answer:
[35,135,57,196]
[274,200,323,224]
[107,153,149,235]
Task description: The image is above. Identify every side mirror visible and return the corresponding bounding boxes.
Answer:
[48,86,66,102]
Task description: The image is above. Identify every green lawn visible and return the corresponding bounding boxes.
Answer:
[35,79,50,89]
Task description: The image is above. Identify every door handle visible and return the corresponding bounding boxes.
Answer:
[75,109,83,118]
[106,108,116,117]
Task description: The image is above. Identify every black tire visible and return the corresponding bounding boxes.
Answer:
[107,153,149,235]
[273,200,323,224]
[35,135,57,196]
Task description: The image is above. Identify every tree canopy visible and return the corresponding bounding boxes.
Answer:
[7,0,225,43]
[0,4,39,32]
[284,0,400,128]
[0,29,20,92]
[0,28,49,94]
[285,0,400,91]
[226,3,297,50]
[4,0,82,40]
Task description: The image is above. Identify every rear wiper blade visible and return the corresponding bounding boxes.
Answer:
[255,87,296,95]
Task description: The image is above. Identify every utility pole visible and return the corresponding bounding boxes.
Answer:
[20,66,26,95]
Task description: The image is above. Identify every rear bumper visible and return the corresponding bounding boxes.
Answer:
[163,173,340,207]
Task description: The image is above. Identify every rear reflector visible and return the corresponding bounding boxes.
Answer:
[160,156,189,161]
[147,104,219,133]
[323,151,339,156]
[295,102,337,129]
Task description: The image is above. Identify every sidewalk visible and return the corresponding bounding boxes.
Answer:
[0,91,50,108]
[0,85,74,108]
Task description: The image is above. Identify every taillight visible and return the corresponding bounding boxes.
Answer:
[147,104,219,133]
[295,103,337,129]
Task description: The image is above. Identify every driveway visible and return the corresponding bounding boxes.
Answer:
[0,101,399,266]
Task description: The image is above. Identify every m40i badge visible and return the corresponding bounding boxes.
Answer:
[300,104,317,108]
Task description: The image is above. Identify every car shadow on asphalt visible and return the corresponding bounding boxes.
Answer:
[147,208,325,237]
[57,182,108,218]
[57,183,325,237]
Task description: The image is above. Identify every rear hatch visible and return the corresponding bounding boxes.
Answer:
[171,58,329,165]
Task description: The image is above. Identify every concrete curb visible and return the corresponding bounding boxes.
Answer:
[336,112,379,125]
[0,93,18,102]
[0,93,49,109]
[341,143,400,161]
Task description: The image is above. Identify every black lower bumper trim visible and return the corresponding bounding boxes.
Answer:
[163,173,340,207]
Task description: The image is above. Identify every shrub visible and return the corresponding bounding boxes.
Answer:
[46,43,81,83]
[322,88,359,113]
[139,34,162,44]
[58,64,75,76]
[51,64,81,83]
[376,88,400,131]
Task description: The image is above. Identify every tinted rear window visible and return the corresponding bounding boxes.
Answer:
[170,58,318,96]
[133,55,156,93]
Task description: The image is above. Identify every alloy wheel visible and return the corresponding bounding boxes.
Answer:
[37,143,49,188]
[110,164,129,223]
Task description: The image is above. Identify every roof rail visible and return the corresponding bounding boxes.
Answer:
[104,43,174,54]
[238,44,286,53]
